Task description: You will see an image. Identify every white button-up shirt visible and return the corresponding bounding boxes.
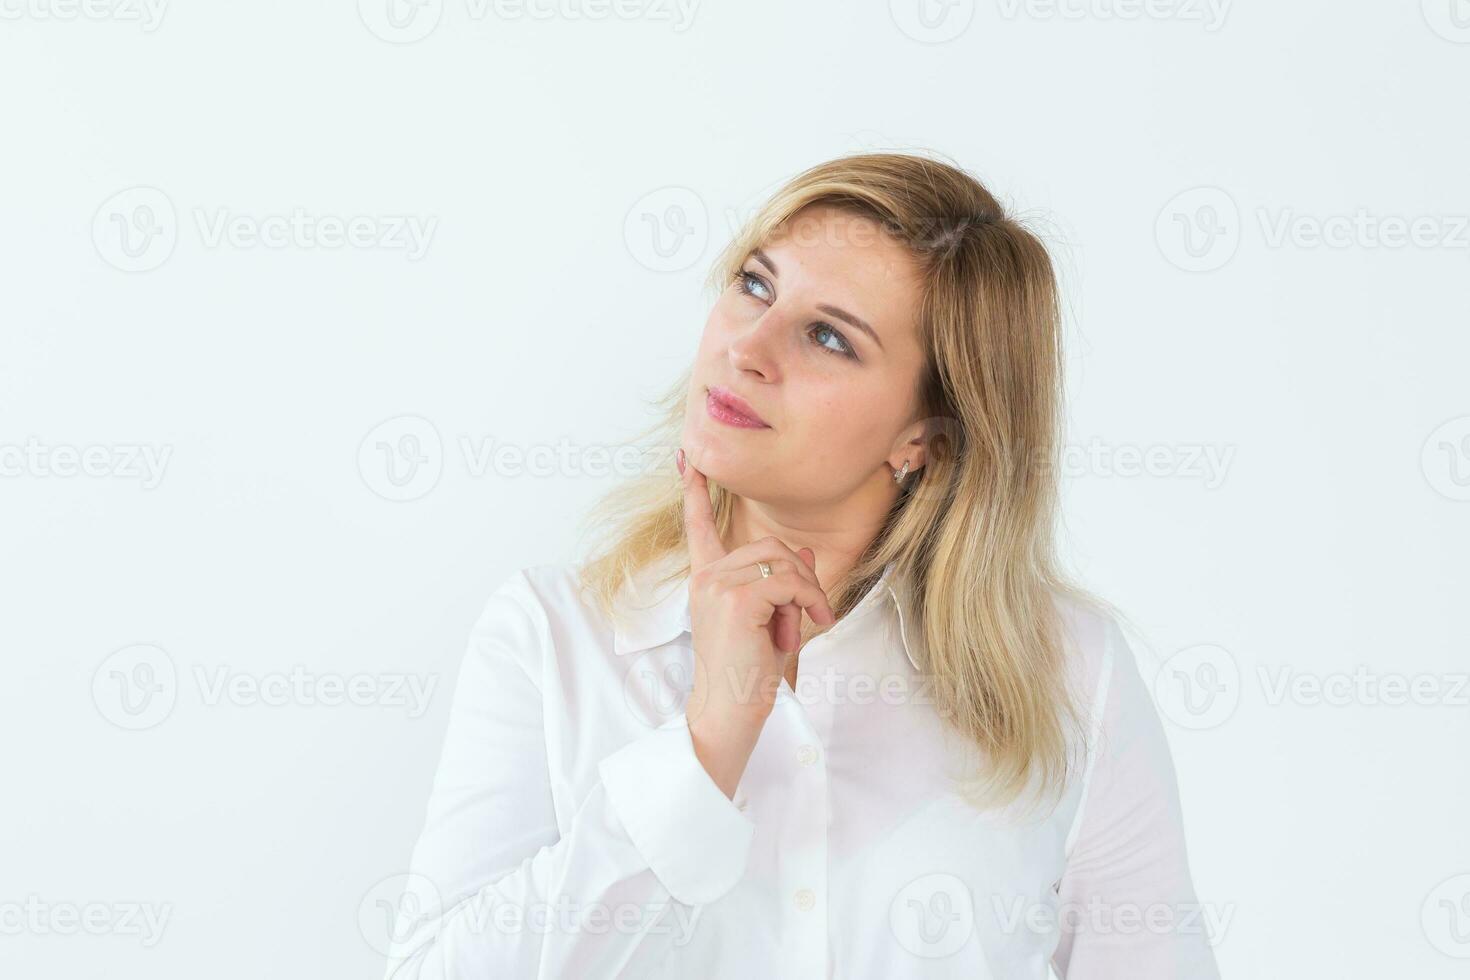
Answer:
[382,552,1221,979]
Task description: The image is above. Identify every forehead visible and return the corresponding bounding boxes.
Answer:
[757,204,923,342]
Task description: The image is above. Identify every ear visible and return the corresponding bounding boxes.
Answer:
[888,416,937,477]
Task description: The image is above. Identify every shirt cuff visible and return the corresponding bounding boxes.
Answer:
[597,711,757,906]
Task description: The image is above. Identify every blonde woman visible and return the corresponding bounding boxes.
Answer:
[383,152,1221,979]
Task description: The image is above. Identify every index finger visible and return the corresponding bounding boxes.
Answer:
[678,447,725,570]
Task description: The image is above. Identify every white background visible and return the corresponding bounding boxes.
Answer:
[2,1,1467,977]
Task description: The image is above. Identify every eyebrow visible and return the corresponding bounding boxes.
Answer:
[750,248,885,352]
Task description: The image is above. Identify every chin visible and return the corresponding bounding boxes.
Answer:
[683,428,764,491]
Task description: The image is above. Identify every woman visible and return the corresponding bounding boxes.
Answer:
[381,152,1221,978]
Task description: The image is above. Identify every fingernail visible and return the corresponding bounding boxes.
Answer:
[676,448,686,476]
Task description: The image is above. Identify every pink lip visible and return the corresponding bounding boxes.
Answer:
[706,386,771,429]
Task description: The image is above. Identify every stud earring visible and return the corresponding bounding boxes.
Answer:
[893,460,910,484]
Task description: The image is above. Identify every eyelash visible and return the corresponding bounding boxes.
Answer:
[732,270,858,360]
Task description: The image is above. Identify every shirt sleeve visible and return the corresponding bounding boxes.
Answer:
[1050,616,1222,979]
[381,570,757,980]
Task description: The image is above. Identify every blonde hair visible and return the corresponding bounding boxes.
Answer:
[574,150,1116,812]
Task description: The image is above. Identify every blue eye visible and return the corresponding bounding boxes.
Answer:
[732,269,858,360]
[808,323,855,358]
[734,270,771,301]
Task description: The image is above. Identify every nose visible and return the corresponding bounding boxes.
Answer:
[727,308,785,381]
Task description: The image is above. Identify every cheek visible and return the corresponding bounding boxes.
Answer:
[792,385,892,465]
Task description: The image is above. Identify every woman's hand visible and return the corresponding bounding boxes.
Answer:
[677,447,836,797]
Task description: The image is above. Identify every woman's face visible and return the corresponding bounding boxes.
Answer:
[683,204,928,508]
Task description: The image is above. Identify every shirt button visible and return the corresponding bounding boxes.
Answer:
[795,744,819,766]
[794,888,816,911]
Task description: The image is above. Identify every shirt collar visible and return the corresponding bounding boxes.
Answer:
[611,552,919,670]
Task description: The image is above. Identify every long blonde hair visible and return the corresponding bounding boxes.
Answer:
[575,150,1115,812]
